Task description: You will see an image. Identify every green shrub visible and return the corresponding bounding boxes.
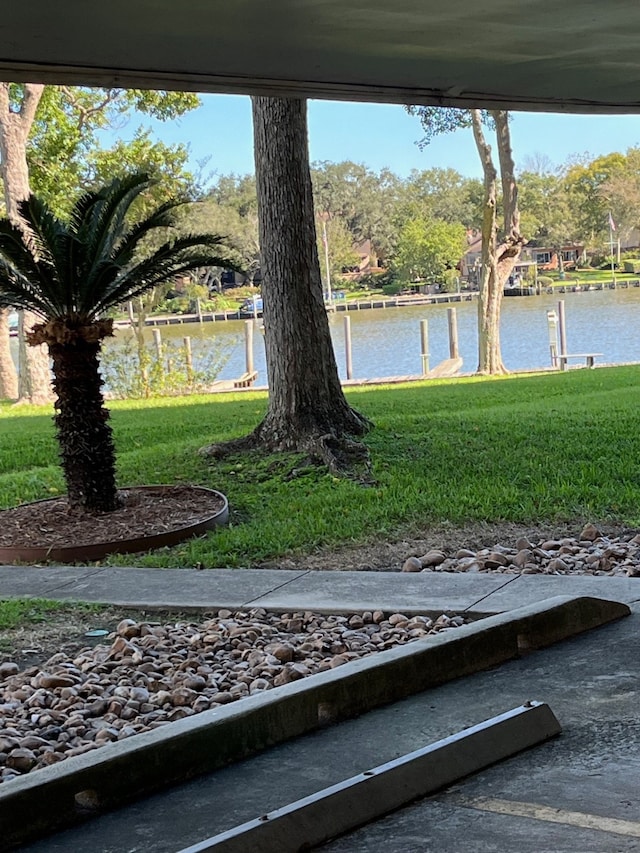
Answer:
[382,282,403,296]
[537,276,554,288]
[623,259,640,273]
[356,270,396,291]
[101,332,237,399]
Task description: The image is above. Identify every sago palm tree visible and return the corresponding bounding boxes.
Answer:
[0,172,237,513]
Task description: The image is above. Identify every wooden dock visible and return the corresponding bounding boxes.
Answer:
[113,292,480,331]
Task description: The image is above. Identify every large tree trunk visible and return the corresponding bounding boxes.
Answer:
[47,336,119,512]
[0,309,18,399]
[0,82,53,405]
[471,109,523,375]
[203,98,370,475]
[252,97,368,446]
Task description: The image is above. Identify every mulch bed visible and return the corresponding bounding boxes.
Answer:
[0,486,225,550]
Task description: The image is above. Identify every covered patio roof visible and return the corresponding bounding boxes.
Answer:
[2,1,640,112]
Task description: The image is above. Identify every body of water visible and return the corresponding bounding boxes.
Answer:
[15,288,636,385]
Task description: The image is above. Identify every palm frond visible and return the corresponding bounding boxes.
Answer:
[109,198,184,268]
[91,241,239,315]
[0,259,59,317]
[81,173,154,268]
[16,196,74,315]
[0,171,239,326]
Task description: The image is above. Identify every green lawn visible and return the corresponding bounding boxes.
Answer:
[2,366,640,568]
[546,269,639,284]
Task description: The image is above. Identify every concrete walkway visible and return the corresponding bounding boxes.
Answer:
[1,564,639,615]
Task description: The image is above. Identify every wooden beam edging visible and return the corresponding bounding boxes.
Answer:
[177,701,562,853]
[0,596,629,849]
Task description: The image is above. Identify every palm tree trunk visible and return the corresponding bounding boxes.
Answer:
[48,339,119,512]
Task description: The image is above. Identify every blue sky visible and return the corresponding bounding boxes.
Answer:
[126,94,640,182]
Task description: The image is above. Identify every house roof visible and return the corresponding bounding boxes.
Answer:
[2,1,640,112]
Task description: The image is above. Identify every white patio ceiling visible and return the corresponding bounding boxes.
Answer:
[2,1,640,112]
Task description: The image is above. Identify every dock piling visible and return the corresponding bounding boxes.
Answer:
[244,320,255,375]
[420,319,429,375]
[447,307,459,359]
[344,316,353,379]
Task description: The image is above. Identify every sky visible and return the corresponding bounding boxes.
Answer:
[123,94,640,183]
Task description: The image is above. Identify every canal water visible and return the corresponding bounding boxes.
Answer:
[92,287,640,383]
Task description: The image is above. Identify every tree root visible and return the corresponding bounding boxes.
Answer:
[199,433,262,459]
[200,428,373,484]
[306,433,373,483]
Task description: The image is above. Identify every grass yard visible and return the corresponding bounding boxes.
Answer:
[1,365,640,568]
[546,269,638,284]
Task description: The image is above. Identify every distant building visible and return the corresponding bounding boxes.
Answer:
[525,245,585,271]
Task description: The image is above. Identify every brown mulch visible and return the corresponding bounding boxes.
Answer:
[0,486,225,550]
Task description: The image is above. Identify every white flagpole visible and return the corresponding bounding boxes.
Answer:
[609,213,617,288]
[322,218,333,305]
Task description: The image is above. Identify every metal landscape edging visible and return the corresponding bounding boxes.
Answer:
[0,594,630,850]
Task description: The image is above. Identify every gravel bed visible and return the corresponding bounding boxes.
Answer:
[403,523,640,576]
[0,607,468,783]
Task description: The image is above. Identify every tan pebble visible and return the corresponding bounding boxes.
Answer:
[115,619,140,639]
[211,691,234,704]
[37,674,76,690]
[167,708,192,722]
[40,751,64,765]
[580,523,601,542]
[0,662,19,679]
[455,549,476,559]
[19,735,49,750]
[272,644,295,664]
[7,747,37,772]
[330,654,349,668]
[514,549,534,568]
[107,636,137,659]
[402,557,422,573]
[419,550,447,567]
[388,613,408,626]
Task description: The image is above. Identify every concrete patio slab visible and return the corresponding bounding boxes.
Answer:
[16,608,640,853]
[1,596,628,849]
